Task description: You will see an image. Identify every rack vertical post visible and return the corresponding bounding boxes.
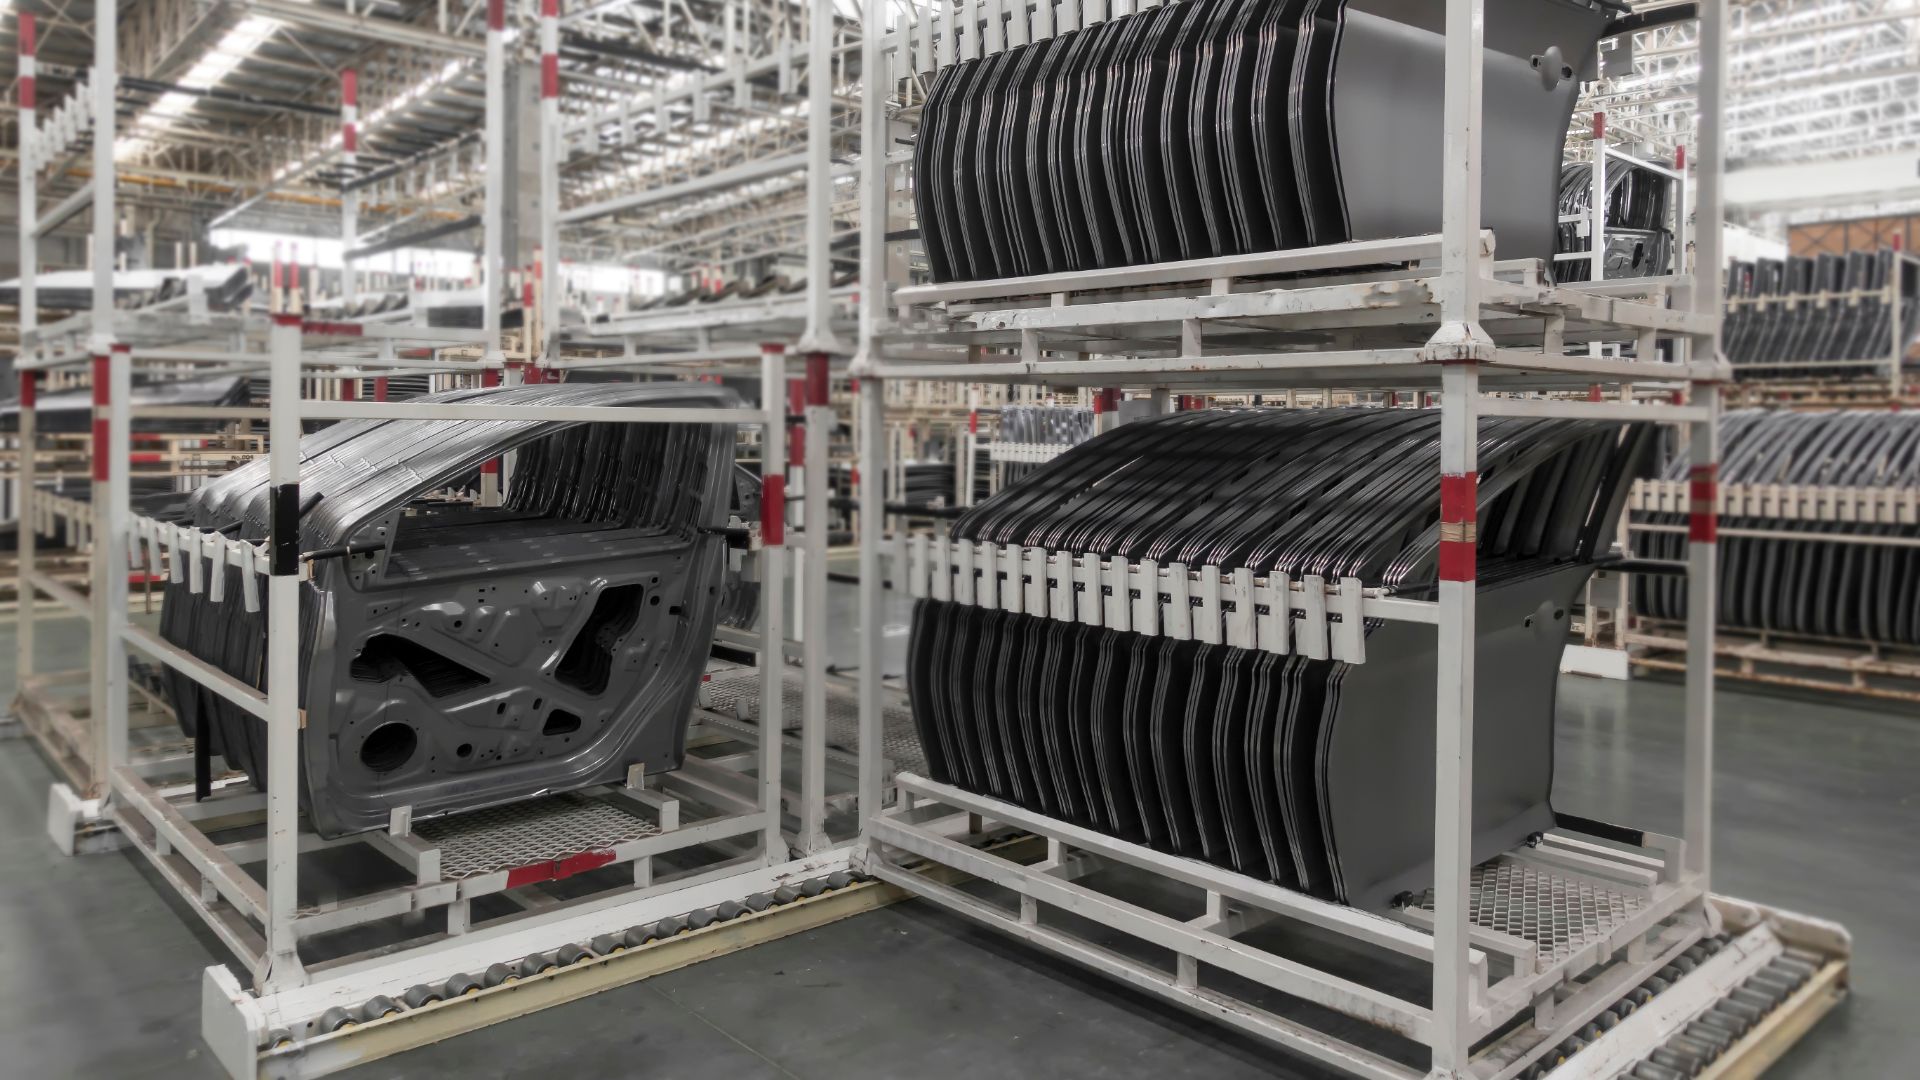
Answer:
[1426,0,1490,1071]
[263,303,308,990]
[90,4,131,800]
[15,13,38,688]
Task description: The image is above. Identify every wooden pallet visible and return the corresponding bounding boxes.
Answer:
[1627,621,1920,704]
[1699,959,1849,1080]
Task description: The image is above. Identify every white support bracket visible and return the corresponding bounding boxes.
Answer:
[905,537,1435,663]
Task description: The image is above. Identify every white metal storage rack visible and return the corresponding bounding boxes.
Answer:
[1556,111,1689,285]
[537,0,866,857]
[1724,248,1915,395]
[12,6,881,1078]
[849,1,1843,1078]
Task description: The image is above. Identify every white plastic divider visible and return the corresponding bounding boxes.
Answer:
[903,535,1440,663]
[1631,478,1920,525]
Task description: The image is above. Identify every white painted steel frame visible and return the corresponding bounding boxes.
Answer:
[850,3,1732,1079]
[34,10,826,1059]
[870,774,1712,1080]
[534,0,853,857]
[15,13,39,721]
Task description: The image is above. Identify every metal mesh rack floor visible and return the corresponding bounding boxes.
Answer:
[1412,854,1645,968]
[698,669,926,775]
[413,793,663,880]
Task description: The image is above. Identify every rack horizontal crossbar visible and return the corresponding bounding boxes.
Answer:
[301,402,771,425]
[870,348,1720,390]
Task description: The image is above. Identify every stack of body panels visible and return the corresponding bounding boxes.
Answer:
[1723,250,1916,379]
[1633,410,1920,645]
[1554,159,1674,283]
[909,407,1655,910]
[156,383,743,837]
[914,0,1607,282]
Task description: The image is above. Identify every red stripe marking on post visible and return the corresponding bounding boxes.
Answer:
[488,0,506,30]
[341,68,358,107]
[20,372,36,408]
[1091,393,1105,416]
[788,378,806,463]
[342,123,356,153]
[20,14,35,57]
[1587,384,1603,402]
[968,409,979,434]
[342,376,357,402]
[762,476,785,546]
[480,367,502,473]
[805,352,829,407]
[542,0,559,16]
[1439,472,1477,524]
[1688,464,1718,544]
[1593,111,1606,139]
[374,377,389,402]
[1674,144,1686,171]
[1438,542,1476,583]
[541,53,559,98]
[1438,471,1478,582]
[92,354,110,482]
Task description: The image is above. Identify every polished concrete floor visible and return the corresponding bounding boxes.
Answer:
[0,609,1911,1079]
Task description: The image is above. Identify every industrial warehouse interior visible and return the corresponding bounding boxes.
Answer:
[0,0,1914,1077]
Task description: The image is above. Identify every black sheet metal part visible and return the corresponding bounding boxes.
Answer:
[1253,0,1312,251]
[1323,563,1586,908]
[907,406,1655,910]
[1099,10,1156,268]
[0,375,250,434]
[1554,158,1675,284]
[912,0,1608,282]
[1290,0,1349,248]
[153,383,745,838]
[0,264,253,312]
[1160,0,1221,262]
[1721,248,1916,380]
[1334,0,1605,269]
[1633,410,1920,645]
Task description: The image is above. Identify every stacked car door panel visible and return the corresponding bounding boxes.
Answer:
[908,407,1656,911]
[1724,249,1917,380]
[1554,159,1676,283]
[154,383,745,837]
[915,0,1609,283]
[1633,410,1920,646]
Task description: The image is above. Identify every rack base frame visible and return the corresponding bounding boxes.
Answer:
[859,773,1850,1080]
[203,847,871,1080]
[10,668,211,854]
